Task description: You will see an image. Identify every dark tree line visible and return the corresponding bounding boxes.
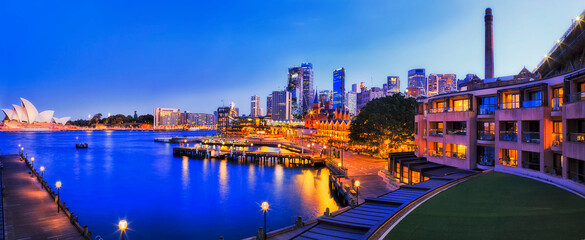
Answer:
[70,113,154,126]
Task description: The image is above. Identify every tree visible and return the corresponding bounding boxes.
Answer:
[138,114,154,124]
[348,94,415,155]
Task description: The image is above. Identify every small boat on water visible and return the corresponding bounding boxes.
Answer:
[76,143,88,149]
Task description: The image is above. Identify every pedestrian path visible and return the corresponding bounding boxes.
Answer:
[1,154,84,240]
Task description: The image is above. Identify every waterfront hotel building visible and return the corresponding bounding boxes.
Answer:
[413,11,585,194]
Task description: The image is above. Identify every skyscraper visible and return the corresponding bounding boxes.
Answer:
[333,68,345,110]
[387,76,400,94]
[408,69,426,96]
[287,67,302,116]
[427,74,439,96]
[271,90,292,120]
[266,94,273,117]
[250,95,261,117]
[301,63,314,116]
[428,74,457,95]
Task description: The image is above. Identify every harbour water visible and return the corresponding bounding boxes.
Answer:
[0,131,340,239]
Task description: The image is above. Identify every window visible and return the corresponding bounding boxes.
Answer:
[430,101,446,113]
[478,96,496,115]
[552,121,562,146]
[501,92,520,109]
[499,121,518,141]
[522,121,540,143]
[429,122,443,137]
[429,142,443,157]
[499,149,517,167]
[477,146,495,166]
[446,144,466,159]
[523,91,543,107]
[447,121,466,135]
[478,122,495,140]
[450,99,469,112]
[567,119,585,143]
[522,151,540,171]
[552,87,563,111]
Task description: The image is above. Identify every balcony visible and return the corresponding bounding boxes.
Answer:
[478,131,495,141]
[477,155,495,166]
[428,149,443,157]
[478,104,496,115]
[428,108,445,113]
[552,97,563,111]
[446,106,467,112]
[499,131,518,142]
[446,128,466,135]
[499,157,518,167]
[445,151,466,159]
[522,132,541,143]
[552,133,563,147]
[521,100,542,108]
[429,128,443,137]
[568,91,585,103]
[500,102,520,109]
[568,133,585,143]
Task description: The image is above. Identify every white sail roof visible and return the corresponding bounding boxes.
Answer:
[2,109,16,121]
[53,117,71,125]
[20,98,39,123]
[37,110,55,123]
[12,104,26,122]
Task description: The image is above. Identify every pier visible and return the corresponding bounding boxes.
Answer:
[1,154,86,239]
[173,147,325,167]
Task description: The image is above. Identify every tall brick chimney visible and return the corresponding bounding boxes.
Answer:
[485,8,494,79]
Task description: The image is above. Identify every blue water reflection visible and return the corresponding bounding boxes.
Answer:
[0,131,339,239]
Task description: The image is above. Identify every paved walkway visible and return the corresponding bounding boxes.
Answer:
[1,154,84,240]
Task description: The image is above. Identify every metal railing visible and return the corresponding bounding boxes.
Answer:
[568,91,585,103]
[477,155,495,166]
[446,106,467,112]
[478,130,495,141]
[522,132,540,143]
[552,133,563,146]
[428,128,443,137]
[428,149,443,157]
[568,133,585,143]
[428,108,445,113]
[499,157,518,167]
[499,131,517,141]
[500,102,520,109]
[522,100,542,108]
[446,128,466,135]
[445,151,466,159]
[478,104,496,115]
[552,97,563,111]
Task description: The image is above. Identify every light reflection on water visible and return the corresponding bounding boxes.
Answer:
[0,131,340,239]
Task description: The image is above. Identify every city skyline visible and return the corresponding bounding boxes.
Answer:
[1,1,584,119]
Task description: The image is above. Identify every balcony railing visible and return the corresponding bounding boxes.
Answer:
[522,131,540,143]
[499,157,518,167]
[428,128,443,137]
[522,100,542,108]
[446,128,466,135]
[477,155,495,166]
[568,133,585,143]
[478,130,495,141]
[478,104,496,115]
[445,151,466,159]
[428,108,444,113]
[446,106,467,112]
[552,132,563,147]
[568,91,585,103]
[428,149,443,157]
[500,102,520,109]
[569,171,585,184]
[552,97,563,111]
[499,131,517,141]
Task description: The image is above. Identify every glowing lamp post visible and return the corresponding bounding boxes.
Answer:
[40,166,45,178]
[20,147,24,155]
[56,181,62,213]
[261,201,269,240]
[119,220,128,240]
[355,180,360,205]
[31,157,34,169]
[278,144,281,155]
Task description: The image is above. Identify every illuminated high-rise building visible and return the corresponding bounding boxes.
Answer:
[271,90,292,120]
[408,69,426,96]
[250,95,261,117]
[333,68,345,110]
[266,94,273,117]
[387,76,400,94]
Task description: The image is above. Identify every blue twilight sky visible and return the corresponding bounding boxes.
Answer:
[1,0,583,119]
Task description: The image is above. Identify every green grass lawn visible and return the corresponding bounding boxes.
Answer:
[385,172,585,240]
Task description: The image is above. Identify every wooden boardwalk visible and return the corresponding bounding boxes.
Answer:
[291,171,478,240]
[173,147,326,167]
[1,154,85,240]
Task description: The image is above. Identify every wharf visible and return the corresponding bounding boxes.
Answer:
[173,147,325,167]
[156,137,308,153]
[1,154,85,240]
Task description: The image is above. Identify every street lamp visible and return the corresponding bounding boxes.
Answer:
[40,166,45,178]
[355,180,360,205]
[119,220,128,240]
[261,201,269,240]
[56,181,62,213]
[31,157,34,169]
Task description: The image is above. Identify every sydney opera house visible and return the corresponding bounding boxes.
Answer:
[1,98,70,129]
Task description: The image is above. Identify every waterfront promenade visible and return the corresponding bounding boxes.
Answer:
[1,154,84,239]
